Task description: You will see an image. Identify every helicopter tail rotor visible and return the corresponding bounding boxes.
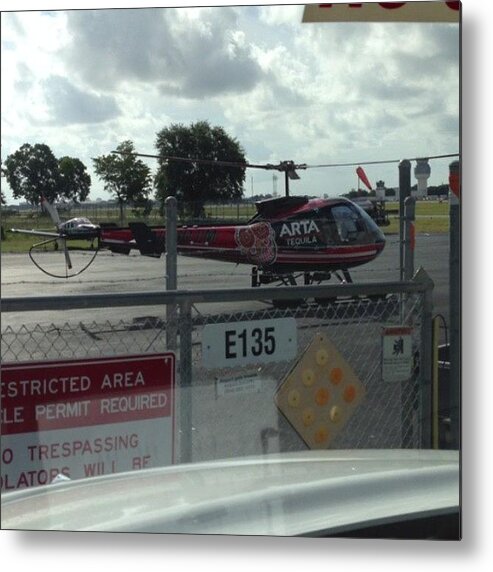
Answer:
[28,237,100,279]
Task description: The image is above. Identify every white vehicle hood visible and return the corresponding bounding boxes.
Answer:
[1,449,459,536]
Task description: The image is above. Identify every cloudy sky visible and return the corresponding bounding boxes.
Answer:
[1,1,460,203]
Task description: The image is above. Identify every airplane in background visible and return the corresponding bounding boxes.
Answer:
[10,195,100,277]
[11,195,100,241]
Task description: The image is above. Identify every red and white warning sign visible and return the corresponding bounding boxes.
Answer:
[1,354,175,491]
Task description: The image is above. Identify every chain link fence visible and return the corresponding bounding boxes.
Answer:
[180,291,426,462]
[2,273,433,466]
[1,316,170,363]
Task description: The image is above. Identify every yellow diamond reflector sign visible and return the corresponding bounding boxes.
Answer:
[275,332,365,449]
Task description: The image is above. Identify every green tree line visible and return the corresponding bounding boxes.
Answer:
[1,121,246,221]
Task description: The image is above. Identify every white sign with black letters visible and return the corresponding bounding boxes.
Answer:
[202,318,297,369]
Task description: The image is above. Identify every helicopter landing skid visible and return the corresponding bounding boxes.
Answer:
[303,269,353,306]
[250,267,352,288]
[250,266,352,308]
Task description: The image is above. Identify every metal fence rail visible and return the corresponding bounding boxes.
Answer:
[1,269,433,464]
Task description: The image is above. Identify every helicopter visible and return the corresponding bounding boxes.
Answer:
[100,193,386,289]
[12,151,458,284]
[96,152,386,288]
[98,151,394,288]
[11,190,386,287]
[10,195,101,277]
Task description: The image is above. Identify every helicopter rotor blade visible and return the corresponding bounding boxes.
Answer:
[112,151,251,170]
[111,151,309,173]
[111,148,458,197]
[112,150,459,172]
[305,153,460,169]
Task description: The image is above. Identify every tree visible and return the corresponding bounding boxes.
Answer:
[1,165,6,205]
[93,140,153,225]
[3,143,92,205]
[426,184,449,197]
[58,156,91,203]
[344,189,370,199]
[155,121,246,218]
[3,143,61,205]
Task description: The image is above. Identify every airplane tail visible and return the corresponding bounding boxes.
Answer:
[129,222,164,258]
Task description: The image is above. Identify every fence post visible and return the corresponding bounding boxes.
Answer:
[399,160,412,281]
[448,160,461,450]
[413,267,434,448]
[178,299,193,464]
[166,196,178,351]
[403,196,416,282]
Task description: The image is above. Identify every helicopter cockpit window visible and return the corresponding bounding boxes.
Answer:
[329,205,366,243]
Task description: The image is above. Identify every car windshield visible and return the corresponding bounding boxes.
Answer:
[1,3,460,545]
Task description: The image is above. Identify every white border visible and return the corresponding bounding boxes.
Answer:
[1,0,489,570]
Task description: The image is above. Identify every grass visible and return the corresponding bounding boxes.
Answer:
[384,216,449,235]
[1,201,450,253]
[384,201,450,234]
[1,233,44,253]
[0,233,96,254]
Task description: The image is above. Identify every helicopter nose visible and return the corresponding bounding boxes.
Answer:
[375,236,385,253]
[373,228,386,250]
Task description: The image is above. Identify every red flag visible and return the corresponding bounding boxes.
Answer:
[356,166,373,191]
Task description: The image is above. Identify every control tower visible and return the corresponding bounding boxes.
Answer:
[413,158,431,198]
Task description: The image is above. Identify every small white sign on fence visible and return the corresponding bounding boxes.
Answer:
[216,374,263,398]
[382,326,413,383]
[202,318,297,369]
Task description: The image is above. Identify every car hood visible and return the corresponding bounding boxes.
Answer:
[1,449,459,536]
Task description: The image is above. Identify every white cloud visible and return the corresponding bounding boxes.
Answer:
[42,76,120,124]
[1,3,460,203]
[62,7,266,99]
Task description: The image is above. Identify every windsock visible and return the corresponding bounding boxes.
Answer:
[356,166,373,191]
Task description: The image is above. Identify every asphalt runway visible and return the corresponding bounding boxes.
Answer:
[1,232,450,327]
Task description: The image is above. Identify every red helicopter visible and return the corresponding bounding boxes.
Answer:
[99,153,386,288]
[110,149,455,289]
[12,151,458,284]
